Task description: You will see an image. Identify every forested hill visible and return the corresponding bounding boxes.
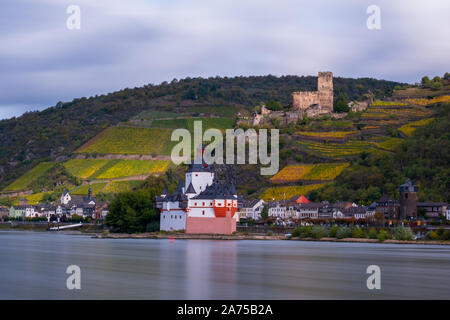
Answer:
[0,75,401,189]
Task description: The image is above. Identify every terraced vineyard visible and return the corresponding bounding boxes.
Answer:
[371,100,408,106]
[295,131,357,139]
[370,137,404,151]
[70,183,108,196]
[270,163,349,183]
[64,159,170,180]
[297,140,383,159]
[405,95,450,106]
[261,184,328,201]
[77,126,176,155]
[399,118,435,136]
[12,192,50,205]
[64,159,110,179]
[92,159,169,179]
[3,162,56,191]
[104,180,143,193]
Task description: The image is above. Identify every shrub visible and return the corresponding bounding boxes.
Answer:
[428,231,439,240]
[292,226,312,238]
[368,228,378,239]
[439,230,450,240]
[311,225,327,239]
[377,230,391,242]
[351,227,365,238]
[329,225,339,238]
[336,226,351,239]
[394,226,414,241]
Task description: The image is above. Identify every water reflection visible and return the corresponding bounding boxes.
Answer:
[1,231,450,299]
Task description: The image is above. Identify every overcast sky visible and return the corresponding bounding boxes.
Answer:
[0,0,449,119]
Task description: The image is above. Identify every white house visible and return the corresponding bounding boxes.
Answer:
[296,203,322,219]
[240,199,266,220]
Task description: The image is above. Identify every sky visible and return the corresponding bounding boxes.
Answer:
[0,0,449,119]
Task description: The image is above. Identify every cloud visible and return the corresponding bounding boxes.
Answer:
[0,0,449,119]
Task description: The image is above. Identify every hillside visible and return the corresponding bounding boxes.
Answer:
[4,74,449,207]
[0,75,401,191]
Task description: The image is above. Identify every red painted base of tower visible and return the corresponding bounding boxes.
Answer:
[185,215,236,235]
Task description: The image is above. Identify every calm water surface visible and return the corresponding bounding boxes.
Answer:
[0,230,449,299]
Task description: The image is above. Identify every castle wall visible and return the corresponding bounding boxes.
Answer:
[160,210,186,231]
[292,72,333,114]
[186,214,237,234]
[292,91,319,110]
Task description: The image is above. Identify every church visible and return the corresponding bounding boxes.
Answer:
[156,155,240,234]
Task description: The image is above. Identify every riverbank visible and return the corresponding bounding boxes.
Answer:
[0,222,103,234]
[94,232,450,245]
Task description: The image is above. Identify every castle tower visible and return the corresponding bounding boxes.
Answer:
[399,180,418,220]
[292,72,333,114]
[185,145,214,195]
[317,72,333,113]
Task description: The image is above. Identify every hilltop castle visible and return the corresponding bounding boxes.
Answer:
[292,72,333,115]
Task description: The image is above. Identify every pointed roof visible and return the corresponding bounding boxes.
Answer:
[191,179,235,200]
[229,183,237,195]
[62,188,69,196]
[290,195,310,204]
[161,184,169,196]
[185,182,196,194]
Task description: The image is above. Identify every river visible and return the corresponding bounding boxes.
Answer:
[0,230,449,299]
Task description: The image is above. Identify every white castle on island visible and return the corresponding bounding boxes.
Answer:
[156,147,240,234]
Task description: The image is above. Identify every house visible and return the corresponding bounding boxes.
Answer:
[0,206,9,218]
[25,205,39,218]
[417,202,448,219]
[366,202,377,220]
[94,202,109,220]
[268,201,286,218]
[376,195,400,223]
[36,204,57,218]
[240,199,265,220]
[9,206,25,219]
[318,201,333,219]
[342,206,367,220]
[296,203,322,219]
[156,149,240,235]
[59,186,97,218]
[289,195,311,205]
[18,198,29,206]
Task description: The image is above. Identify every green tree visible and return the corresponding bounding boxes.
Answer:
[334,91,350,113]
[421,76,430,85]
[105,177,165,233]
[266,99,283,111]
[260,205,269,220]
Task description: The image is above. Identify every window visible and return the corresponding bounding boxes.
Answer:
[202,210,205,215]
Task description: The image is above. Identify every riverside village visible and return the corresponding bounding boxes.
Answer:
[2,72,449,242]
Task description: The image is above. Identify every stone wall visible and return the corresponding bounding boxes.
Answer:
[292,91,319,110]
[292,72,333,115]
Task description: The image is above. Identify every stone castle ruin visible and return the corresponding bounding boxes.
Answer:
[242,71,348,127]
[292,72,333,116]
